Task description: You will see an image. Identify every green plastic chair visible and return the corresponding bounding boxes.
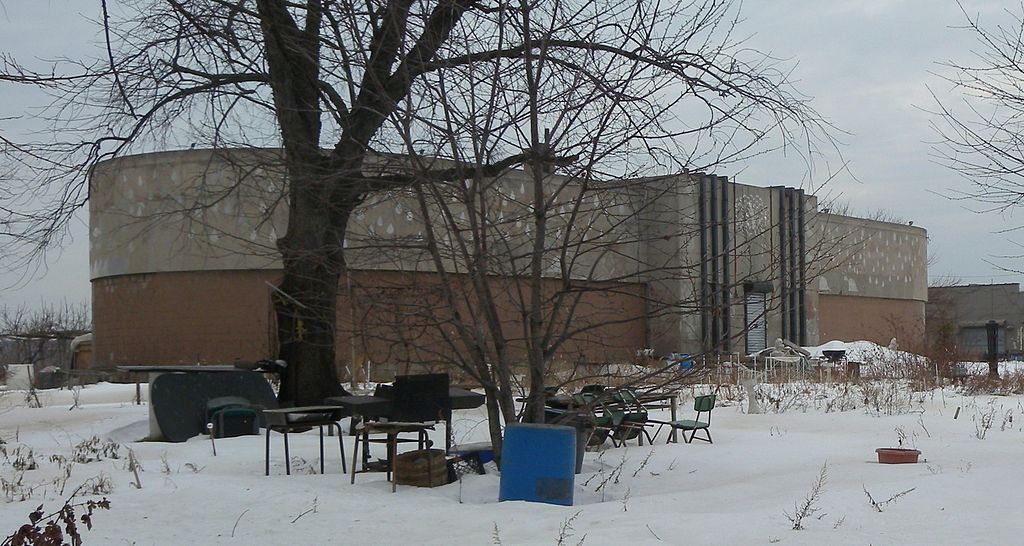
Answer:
[572,392,622,447]
[666,394,716,444]
[608,389,658,446]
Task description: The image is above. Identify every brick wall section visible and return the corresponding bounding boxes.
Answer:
[92,270,279,367]
[336,272,648,380]
[818,294,925,350]
[92,269,648,374]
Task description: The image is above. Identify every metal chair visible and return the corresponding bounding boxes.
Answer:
[608,388,659,446]
[567,392,621,448]
[657,394,716,444]
[263,406,348,476]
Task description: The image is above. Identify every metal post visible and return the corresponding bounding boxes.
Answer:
[987,320,1000,379]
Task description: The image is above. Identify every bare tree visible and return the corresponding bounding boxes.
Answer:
[0,302,91,370]
[932,2,1024,257]
[340,170,845,452]
[2,0,829,406]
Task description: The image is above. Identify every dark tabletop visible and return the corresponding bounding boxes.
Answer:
[449,387,486,410]
[263,405,348,426]
[324,387,486,418]
[118,365,240,373]
[262,405,346,414]
[324,395,394,418]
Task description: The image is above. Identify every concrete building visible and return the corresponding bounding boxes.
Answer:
[87,149,928,373]
[927,284,1024,359]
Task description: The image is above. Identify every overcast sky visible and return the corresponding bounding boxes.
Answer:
[2,0,1023,311]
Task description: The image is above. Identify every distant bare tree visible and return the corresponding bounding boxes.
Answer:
[0,302,90,369]
[0,303,90,339]
[933,2,1024,256]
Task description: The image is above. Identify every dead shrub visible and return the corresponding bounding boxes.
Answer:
[2,486,110,546]
[72,437,121,464]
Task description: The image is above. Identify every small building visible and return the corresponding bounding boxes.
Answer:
[927,283,1024,360]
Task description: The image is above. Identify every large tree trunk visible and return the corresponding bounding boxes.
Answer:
[274,170,350,405]
[256,0,347,405]
[275,268,346,405]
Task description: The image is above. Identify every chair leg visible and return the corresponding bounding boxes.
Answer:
[350,430,360,485]
[335,423,347,475]
[315,424,323,471]
[284,431,291,475]
[265,427,271,476]
[647,424,662,444]
[361,430,371,470]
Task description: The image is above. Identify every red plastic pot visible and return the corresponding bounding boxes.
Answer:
[875,448,921,464]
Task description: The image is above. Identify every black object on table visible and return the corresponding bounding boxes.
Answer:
[347,374,450,491]
[327,387,484,416]
[326,383,487,484]
[326,387,485,444]
[263,406,349,476]
[206,396,261,438]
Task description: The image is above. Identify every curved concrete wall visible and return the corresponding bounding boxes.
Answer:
[90,149,288,279]
[89,149,639,282]
[815,214,928,302]
[814,215,928,347]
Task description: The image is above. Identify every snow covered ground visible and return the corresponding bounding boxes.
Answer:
[2,380,1024,545]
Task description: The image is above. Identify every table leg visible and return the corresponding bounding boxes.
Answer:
[389,435,397,493]
[361,429,372,470]
[284,431,291,475]
[445,411,452,453]
[265,427,271,476]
